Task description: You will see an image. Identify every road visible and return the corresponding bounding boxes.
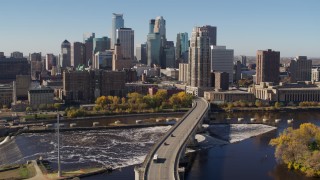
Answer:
[146,98,209,180]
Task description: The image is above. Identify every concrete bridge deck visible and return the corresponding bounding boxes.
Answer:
[137,97,210,180]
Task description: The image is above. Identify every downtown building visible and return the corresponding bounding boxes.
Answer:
[111,13,124,49]
[136,43,147,64]
[147,16,168,68]
[71,42,86,67]
[63,69,126,104]
[83,32,95,65]
[210,45,234,83]
[176,32,189,63]
[289,56,312,82]
[186,26,212,97]
[0,56,30,83]
[256,49,280,85]
[112,40,132,71]
[61,40,71,68]
[116,28,134,60]
[30,52,42,80]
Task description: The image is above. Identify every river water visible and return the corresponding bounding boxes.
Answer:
[1,111,320,179]
[186,111,320,180]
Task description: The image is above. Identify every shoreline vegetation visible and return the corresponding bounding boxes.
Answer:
[212,100,320,112]
[270,123,320,177]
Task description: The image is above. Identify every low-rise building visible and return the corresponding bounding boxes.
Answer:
[0,84,13,108]
[204,90,255,103]
[249,81,320,102]
[28,86,54,108]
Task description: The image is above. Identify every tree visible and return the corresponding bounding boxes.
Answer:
[53,103,61,111]
[274,102,281,108]
[255,100,263,107]
[26,107,32,112]
[38,104,47,110]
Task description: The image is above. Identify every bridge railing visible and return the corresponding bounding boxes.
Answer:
[174,98,210,180]
[137,99,199,180]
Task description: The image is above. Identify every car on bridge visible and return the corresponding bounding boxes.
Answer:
[153,154,158,163]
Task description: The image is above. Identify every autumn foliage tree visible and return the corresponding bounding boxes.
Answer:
[270,123,320,177]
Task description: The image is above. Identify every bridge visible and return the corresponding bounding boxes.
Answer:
[135,97,210,180]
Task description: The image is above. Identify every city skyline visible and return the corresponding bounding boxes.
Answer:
[0,0,320,57]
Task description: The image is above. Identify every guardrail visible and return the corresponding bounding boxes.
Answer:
[174,98,209,180]
[138,99,199,180]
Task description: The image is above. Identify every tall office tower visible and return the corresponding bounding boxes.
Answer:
[0,52,4,58]
[93,37,110,53]
[186,26,212,96]
[176,32,189,63]
[147,16,167,68]
[11,51,23,58]
[147,19,161,67]
[234,60,242,82]
[111,13,124,49]
[61,40,71,68]
[289,56,312,82]
[256,49,280,85]
[112,40,132,71]
[136,43,147,64]
[214,72,229,90]
[30,52,42,80]
[71,42,86,67]
[84,32,95,65]
[45,54,57,71]
[202,25,217,46]
[211,46,234,83]
[116,28,134,60]
[240,55,247,67]
[164,41,175,68]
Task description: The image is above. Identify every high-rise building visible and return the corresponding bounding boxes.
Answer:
[112,40,132,71]
[202,25,217,46]
[214,72,229,90]
[13,75,31,101]
[45,54,57,71]
[289,56,312,82]
[84,32,95,65]
[179,63,189,83]
[176,32,189,63]
[30,52,42,80]
[93,50,113,70]
[0,57,30,83]
[147,17,167,68]
[186,26,212,96]
[234,60,242,82]
[71,42,86,67]
[61,40,71,68]
[164,41,175,68]
[240,55,247,67]
[0,52,4,58]
[116,28,134,60]
[256,49,280,85]
[136,43,147,64]
[11,51,23,58]
[93,37,110,53]
[111,13,124,49]
[211,46,234,83]
[312,67,320,82]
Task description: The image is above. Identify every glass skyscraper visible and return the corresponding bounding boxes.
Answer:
[111,13,124,49]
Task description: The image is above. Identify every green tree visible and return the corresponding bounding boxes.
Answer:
[38,104,47,110]
[53,103,61,111]
[255,100,263,107]
[274,102,281,108]
[26,107,32,112]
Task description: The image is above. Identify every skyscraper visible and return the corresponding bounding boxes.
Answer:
[176,32,189,63]
[61,40,71,68]
[136,43,147,64]
[289,56,312,82]
[147,16,167,68]
[256,49,280,85]
[164,41,175,68]
[186,26,212,96]
[112,40,132,71]
[116,28,134,60]
[30,52,42,80]
[83,32,95,65]
[211,45,234,83]
[71,42,86,67]
[93,37,110,53]
[199,25,217,46]
[111,13,124,49]
[45,54,56,71]
[240,55,247,67]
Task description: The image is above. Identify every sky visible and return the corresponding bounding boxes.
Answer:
[0,0,319,57]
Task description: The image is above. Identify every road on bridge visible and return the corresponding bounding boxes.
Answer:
[146,98,209,180]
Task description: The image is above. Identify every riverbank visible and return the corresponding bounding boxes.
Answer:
[219,106,320,112]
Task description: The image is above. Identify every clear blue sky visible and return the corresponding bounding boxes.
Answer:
[0,0,319,57]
